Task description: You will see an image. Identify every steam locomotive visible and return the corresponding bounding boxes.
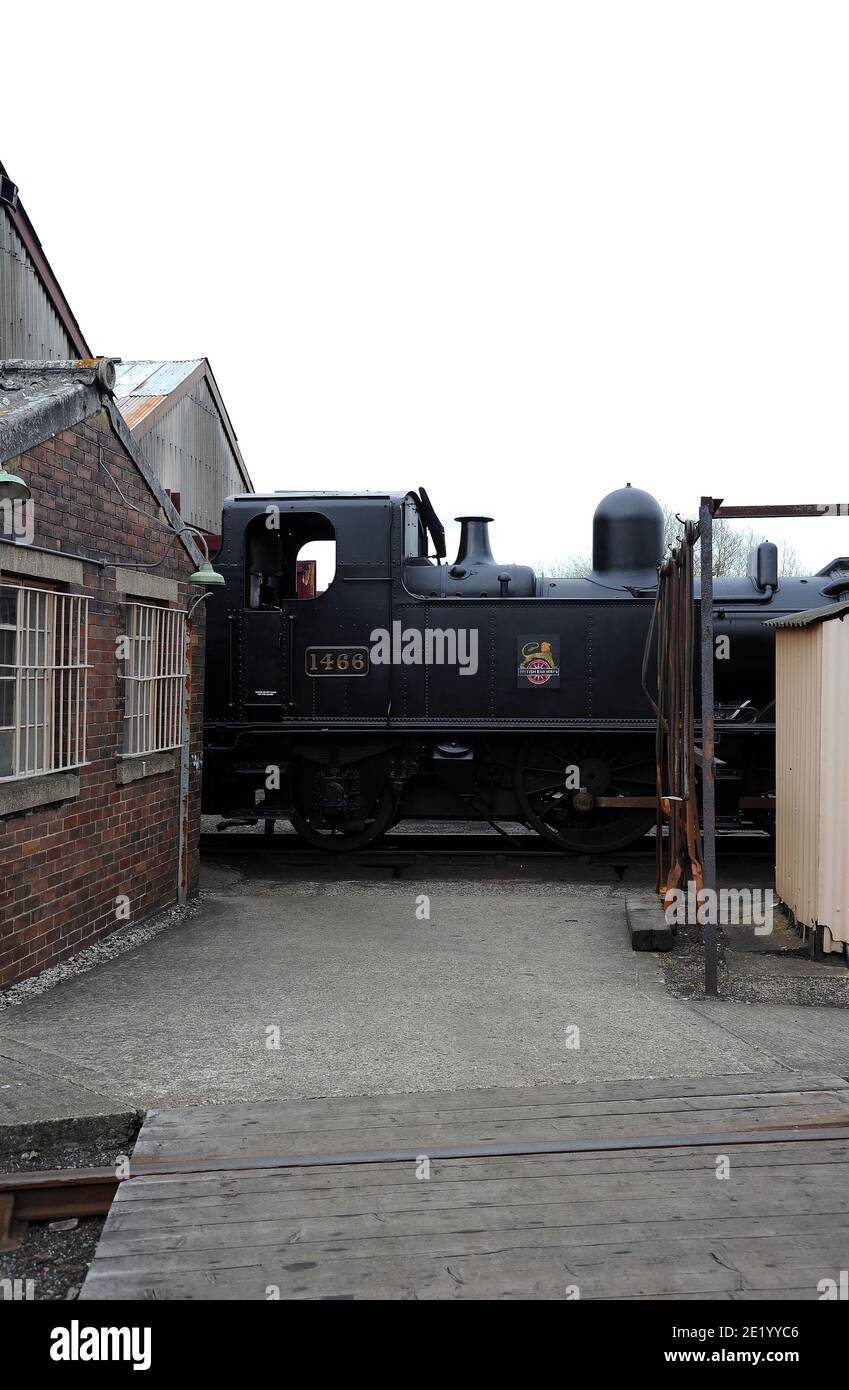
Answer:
[201,484,847,851]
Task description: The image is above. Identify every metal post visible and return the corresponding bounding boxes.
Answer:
[699,498,717,996]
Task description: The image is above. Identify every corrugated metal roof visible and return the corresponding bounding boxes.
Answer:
[115,361,205,432]
[117,394,169,430]
[765,601,849,629]
[114,359,203,398]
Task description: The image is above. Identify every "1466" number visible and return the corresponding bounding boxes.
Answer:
[305,646,370,676]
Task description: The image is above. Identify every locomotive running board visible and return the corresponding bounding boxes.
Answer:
[592,795,775,808]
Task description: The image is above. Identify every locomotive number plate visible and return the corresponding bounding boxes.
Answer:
[305,645,370,677]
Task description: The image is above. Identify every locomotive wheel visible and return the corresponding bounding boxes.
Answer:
[515,735,656,853]
[289,757,398,851]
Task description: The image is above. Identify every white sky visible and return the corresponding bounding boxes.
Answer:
[4,0,848,571]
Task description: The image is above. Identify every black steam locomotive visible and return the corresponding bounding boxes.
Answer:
[201,484,847,851]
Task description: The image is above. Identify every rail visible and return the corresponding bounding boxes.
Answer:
[4,1117,849,1251]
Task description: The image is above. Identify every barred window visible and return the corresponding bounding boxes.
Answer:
[122,604,186,757]
[0,583,90,781]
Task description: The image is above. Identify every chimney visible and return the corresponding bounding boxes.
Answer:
[454,516,495,567]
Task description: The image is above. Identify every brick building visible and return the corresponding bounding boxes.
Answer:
[0,359,211,989]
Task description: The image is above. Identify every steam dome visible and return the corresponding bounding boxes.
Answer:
[592,483,663,577]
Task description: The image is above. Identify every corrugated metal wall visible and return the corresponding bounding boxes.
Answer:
[817,620,849,949]
[775,619,849,951]
[0,208,77,358]
[775,626,823,932]
[136,377,245,533]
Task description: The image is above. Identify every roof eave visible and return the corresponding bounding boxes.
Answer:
[764,600,849,629]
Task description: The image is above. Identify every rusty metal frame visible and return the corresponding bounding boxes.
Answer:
[642,519,704,943]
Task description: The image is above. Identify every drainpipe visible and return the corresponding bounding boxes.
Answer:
[178,594,210,905]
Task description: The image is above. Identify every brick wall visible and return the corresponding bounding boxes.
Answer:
[0,407,205,989]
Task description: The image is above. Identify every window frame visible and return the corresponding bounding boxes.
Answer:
[403,497,428,559]
[0,579,90,783]
[121,602,187,759]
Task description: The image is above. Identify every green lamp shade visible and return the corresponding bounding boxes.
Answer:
[189,559,225,586]
[0,468,31,504]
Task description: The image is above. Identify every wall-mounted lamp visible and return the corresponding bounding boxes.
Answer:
[182,528,225,586]
[0,467,31,504]
[189,558,225,586]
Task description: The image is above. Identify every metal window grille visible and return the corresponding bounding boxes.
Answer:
[0,583,90,781]
[122,604,186,757]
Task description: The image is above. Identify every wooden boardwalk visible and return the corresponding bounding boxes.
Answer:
[81,1072,849,1300]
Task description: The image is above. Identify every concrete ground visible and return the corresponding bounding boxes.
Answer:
[2,839,849,1128]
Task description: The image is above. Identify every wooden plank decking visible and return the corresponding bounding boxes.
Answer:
[81,1072,849,1300]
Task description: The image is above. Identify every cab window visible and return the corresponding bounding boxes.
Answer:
[245,511,336,607]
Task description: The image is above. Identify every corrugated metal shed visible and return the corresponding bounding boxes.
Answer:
[114,359,253,535]
[767,603,849,955]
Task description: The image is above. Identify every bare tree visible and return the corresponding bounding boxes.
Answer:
[539,504,804,580]
[662,504,803,577]
[776,538,803,576]
[536,553,592,578]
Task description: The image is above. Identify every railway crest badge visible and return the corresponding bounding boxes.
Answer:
[517,636,560,689]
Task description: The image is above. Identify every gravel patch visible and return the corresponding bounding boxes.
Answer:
[661,913,849,1006]
[0,1120,141,1171]
[0,1214,104,1302]
[0,898,203,1012]
[661,922,730,999]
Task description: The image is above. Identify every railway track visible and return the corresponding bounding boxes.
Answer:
[199,828,774,868]
[3,1114,847,1254]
